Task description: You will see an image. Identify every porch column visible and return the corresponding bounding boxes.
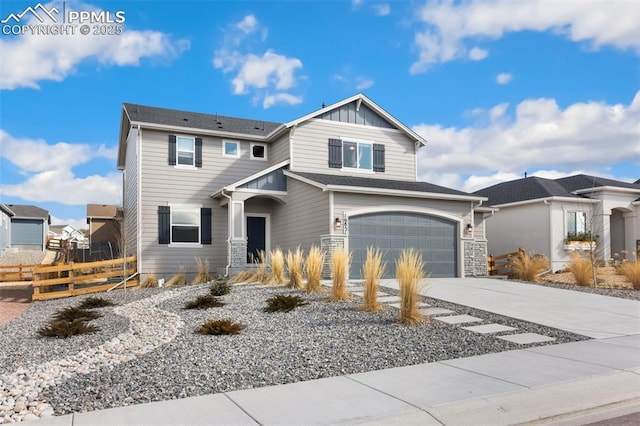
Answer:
[623,211,638,259]
[596,211,611,264]
[228,198,246,268]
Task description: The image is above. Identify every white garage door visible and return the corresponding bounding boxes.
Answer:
[349,212,458,278]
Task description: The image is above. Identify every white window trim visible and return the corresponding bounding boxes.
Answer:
[168,204,202,247]
[223,140,240,158]
[250,142,267,161]
[340,138,375,173]
[176,135,196,167]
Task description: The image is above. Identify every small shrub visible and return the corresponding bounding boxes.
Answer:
[267,248,286,285]
[567,253,593,286]
[140,274,158,288]
[396,249,425,325]
[329,248,351,301]
[196,318,246,335]
[305,245,325,293]
[617,260,640,289]
[361,247,386,312]
[38,319,100,338]
[510,250,550,282]
[77,297,115,310]
[53,307,102,322]
[264,294,308,312]
[286,247,304,289]
[184,295,225,310]
[193,257,212,284]
[210,280,231,296]
[165,265,188,287]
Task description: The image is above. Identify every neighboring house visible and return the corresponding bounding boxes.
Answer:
[117,93,490,280]
[87,204,122,258]
[474,175,640,271]
[6,204,51,251]
[0,203,15,254]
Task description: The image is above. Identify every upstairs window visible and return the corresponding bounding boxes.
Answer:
[329,138,384,172]
[177,136,195,166]
[251,143,267,160]
[223,140,239,158]
[168,135,202,168]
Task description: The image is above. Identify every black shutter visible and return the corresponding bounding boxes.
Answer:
[168,135,176,165]
[195,137,203,168]
[201,208,212,245]
[158,206,170,244]
[373,144,385,172]
[328,138,342,168]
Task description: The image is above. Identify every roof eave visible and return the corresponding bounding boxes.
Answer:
[325,185,484,201]
[573,186,640,196]
[491,196,599,208]
[130,120,272,142]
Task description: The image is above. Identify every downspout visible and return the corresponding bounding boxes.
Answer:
[221,189,232,277]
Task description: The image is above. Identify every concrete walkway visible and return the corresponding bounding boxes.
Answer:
[31,278,640,425]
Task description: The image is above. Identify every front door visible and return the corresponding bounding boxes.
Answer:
[246,216,266,263]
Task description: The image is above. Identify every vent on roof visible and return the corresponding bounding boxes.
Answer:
[183,118,189,122]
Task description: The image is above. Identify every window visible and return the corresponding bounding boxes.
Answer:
[223,141,239,158]
[328,138,384,172]
[168,135,202,167]
[343,141,372,171]
[567,211,587,234]
[177,136,195,166]
[158,206,212,245]
[250,143,266,160]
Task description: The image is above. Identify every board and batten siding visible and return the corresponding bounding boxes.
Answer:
[271,178,329,253]
[137,129,273,277]
[334,192,472,223]
[290,119,416,181]
[123,127,139,259]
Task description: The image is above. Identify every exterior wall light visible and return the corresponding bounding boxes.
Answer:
[335,217,342,230]
[465,224,473,235]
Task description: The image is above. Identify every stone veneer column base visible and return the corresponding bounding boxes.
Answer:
[229,238,247,268]
[320,234,347,279]
[463,240,488,277]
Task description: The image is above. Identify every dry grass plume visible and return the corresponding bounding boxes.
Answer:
[305,245,325,293]
[396,249,425,325]
[329,248,351,301]
[361,247,386,312]
[568,253,594,286]
[193,257,212,284]
[286,247,305,289]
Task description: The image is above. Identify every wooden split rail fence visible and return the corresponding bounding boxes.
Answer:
[0,264,39,282]
[487,248,524,276]
[29,256,138,301]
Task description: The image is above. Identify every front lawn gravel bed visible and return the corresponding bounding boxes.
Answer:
[2,284,587,416]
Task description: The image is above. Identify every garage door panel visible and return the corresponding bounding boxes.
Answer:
[349,212,457,278]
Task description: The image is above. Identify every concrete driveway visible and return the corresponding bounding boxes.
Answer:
[380,277,640,339]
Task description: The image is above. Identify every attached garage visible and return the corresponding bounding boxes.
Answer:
[349,212,458,278]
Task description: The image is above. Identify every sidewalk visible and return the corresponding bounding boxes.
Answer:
[31,278,640,425]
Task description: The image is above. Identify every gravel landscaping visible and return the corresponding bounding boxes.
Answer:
[0,282,590,421]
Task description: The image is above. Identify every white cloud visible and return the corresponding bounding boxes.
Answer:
[414,92,640,192]
[374,4,391,16]
[229,50,303,94]
[411,0,640,72]
[237,14,258,34]
[50,215,89,230]
[356,76,375,90]
[0,2,189,90]
[496,72,513,84]
[0,130,121,205]
[468,47,488,60]
[263,93,303,109]
[214,16,304,108]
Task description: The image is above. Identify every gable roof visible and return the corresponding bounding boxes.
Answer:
[555,174,640,192]
[286,171,484,201]
[122,103,281,137]
[282,93,427,146]
[87,204,120,219]
[7,204,50,221]
[473,177,584,206]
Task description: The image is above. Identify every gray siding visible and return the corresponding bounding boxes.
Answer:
[138,129,272,278]
[290,119,416,181]
[485,202,550,257]
[123,128,139,259]
[269,133,290,165]
[319,102,394,128]
[0,212,11,253]
[473,211,486,240]
[11,219,44,250]
[271,178,329,253]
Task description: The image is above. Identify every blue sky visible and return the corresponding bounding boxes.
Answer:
[1,0,638,229]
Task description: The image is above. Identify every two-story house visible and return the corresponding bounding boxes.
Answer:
[117,94,490,281]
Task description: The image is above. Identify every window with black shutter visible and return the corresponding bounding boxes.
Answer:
[373,144,385,172]
[158,206,170,244]
[328,138,342,168]
[201,208,212,245]
[168,135,176,165]
[158,205,211,244]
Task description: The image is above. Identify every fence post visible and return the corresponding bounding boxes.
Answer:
[32,266,40,300]
[487,254,495,276]
[68,262,75,294]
